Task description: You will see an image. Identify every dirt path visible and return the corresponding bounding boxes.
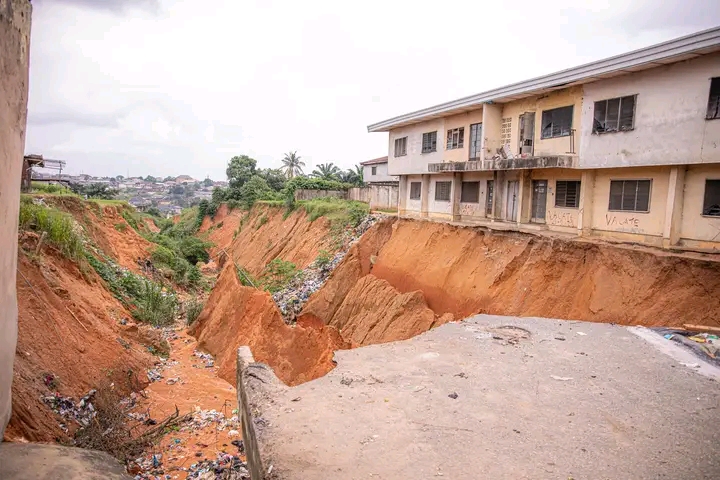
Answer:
[132,329,241,479]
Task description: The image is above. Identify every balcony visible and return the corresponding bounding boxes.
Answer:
[428,154,576,172]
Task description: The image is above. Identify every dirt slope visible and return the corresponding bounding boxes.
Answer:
[201,204,336,275]
[189,262,346,387]
[7,252,155,442]
[303,218,720,329]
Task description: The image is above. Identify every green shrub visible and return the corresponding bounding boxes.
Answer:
[260,258,298,293]
[133,281,177,327]
[226,199,241,211]
[179,236,211,264]
[235,265,257,287]
[18,201,84,260]
[150,245,176,266]
[300,197,369,227]
[256,214,268,229]
[114,223,127,232]
[315,249,332,269]
[281,176,352,204]
[120,210,139,231]
[186,297,204,326]
[187,265,202,288]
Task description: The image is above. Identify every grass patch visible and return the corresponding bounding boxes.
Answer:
[256,214,269,229]
[185,297,204,326]
[91,199,129,207]
[30,182,79,197]
[19,198,84,260]
[257,199,284,207]
[300,197,369,227]
[114,223,127,232]
[314,249,332,269]
[259,258,298,293]
[235,265,257,287]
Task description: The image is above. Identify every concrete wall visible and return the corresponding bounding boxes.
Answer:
[402,174,423,216]
[294,189,346,201]
[529,168,583,233]
[362,162,397,183]
[458,172,493,221]
[442,110,484,163]
[348,185,399,210]
[388,119,445,175]
[0,0,31,438]
[428,174,454,219]
[580,53,720,168]
[680,164,720,247]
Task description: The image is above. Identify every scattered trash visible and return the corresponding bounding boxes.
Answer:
[228,429,240,437]
[291,397,301,402]
[554,336,566,341]
[184,452,250,479]
[272,214,382,324]
[193,350,215,368]
[165,377,180,385]
[680,362,701,369]
[448,392,459,399]
[41,389,97,431]
[576,332,587,336]
[664,334,675,340]
[550,375,573,381]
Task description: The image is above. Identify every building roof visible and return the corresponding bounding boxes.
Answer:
[367,26,720,132]
[360,156,389,166]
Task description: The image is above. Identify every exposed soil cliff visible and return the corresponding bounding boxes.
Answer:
[189,262,346,387]
[303,218,720,330]
[200,204,337,275]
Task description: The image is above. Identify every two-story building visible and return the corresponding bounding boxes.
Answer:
[368,27,720,250]
[360,156,399,184]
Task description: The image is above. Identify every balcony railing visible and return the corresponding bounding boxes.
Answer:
[428,155,575,172]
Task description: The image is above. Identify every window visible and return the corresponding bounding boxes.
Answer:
[461,181,480,203]
[485,180,494,215]
[371,166,377,176]
[541,106,573,139]
[608,179,651,212]
[593,96,636,133]
[446,128,464,149]
[703,180,720,216]
[555,180,581,208]
[394,137,407,157]
[468,123,483,160]
[422,131,437,153]
[409,182,421,200]
[434,181,451,201]
[707,78,720,120]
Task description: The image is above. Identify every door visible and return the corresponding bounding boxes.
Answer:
[505,180,519,222]
[531,180,548,223]
[519,112,535,156]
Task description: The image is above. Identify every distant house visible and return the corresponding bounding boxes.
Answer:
[175,175,195,184]
[360,156,398,184]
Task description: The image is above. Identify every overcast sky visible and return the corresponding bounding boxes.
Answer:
[26,0,720,180]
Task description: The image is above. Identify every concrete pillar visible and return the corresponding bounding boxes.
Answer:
[577,170,596,237]
[0,0,32,438]
[662,166,686,248]
[492,170,506,221]
[420,174,430,218]
[518,170,532,225]
[481,103,503,162]
[398,175,408,215]
[452,172,462,222]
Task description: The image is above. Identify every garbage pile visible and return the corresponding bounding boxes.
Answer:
[193,350,215,368]
[186,453,250,479]
[656,328,720,366]
[146,358,179,383]
[273,213,382,324]
[187,407,239,431]
[41,389,97,432]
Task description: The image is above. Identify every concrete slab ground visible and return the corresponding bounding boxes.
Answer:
[0,442,132,479]
[261,315,720,479]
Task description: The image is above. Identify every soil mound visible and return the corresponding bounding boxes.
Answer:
[189,262,346,386]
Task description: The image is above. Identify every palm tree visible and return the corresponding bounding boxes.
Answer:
[311,163,342,181]
[338,165,364,185]
[281,151,305,179]
[352,164,363,184]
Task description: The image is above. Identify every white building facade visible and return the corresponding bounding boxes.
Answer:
[368,28,720,250]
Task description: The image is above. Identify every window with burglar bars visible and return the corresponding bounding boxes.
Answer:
[446,128,464,149]
[461,181,480,203]
[422,131,437,153]
[555,180,581,208]
[703,180,720,216]
[707,78,720,120]
[394,137,407,157]
[608,179,651,212]
[541,106,573,139]
[409,182,421,200]
[469,123,483,159]
[593,95,636,133]
[435,181,451,201]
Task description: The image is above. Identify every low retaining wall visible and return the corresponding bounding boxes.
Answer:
[348,185,398,210]
[236,347,284,480]
[294,189,346,201]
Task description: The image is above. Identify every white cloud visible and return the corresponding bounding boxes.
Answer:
[25,0,720,180]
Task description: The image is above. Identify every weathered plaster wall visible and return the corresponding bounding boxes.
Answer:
[530,168,582,232]
[443,109,484,163]
[458,172,493,220]
[0,0,32,438]
[501,87,584,157]
[363,162,397,184]
[679,164,720,245]
[591,166,671,239]
[388,119,444,175]
[580,53,720,168]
